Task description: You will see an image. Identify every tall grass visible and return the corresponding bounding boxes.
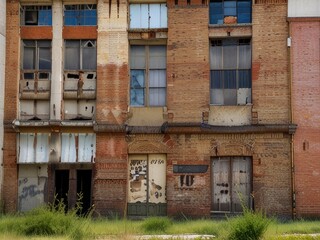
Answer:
[225,209,271,240]
[0,196,92,240]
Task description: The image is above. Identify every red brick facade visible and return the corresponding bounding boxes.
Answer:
[5,0,316,219]
[291,20,320,218]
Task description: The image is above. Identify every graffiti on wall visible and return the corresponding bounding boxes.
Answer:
[128,155,166,204]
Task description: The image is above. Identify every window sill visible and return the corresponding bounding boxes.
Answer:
[209,23,252,28]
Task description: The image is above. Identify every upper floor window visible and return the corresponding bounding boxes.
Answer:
[209,0,251,24]
[64,40,97,71]
[64,4,97,26]
[130,4,167,29]
[130,45,167,106]
[210,38,251,105]
[20,6,52,26]
[23,40,52,73]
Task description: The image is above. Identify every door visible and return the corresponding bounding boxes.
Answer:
[212,156,251,213]
[77,170,92,215]
[128,154,166,216]
[55,170,69,210]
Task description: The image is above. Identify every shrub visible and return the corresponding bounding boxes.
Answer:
[227,209,270,240]
[142,217,172,233]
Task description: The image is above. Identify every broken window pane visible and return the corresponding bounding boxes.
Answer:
[21,6,52,26]
[130,70,145,106]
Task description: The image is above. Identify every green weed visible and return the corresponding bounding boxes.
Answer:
[226,209,271,240]
[141,217,172,233]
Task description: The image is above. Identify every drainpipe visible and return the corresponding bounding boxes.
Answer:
[288,19,296,220]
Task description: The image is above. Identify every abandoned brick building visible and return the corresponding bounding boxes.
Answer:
[1,0,319,219]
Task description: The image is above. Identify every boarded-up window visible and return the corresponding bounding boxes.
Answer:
[130,45,166,106]
[130,4,167,29]
[61,133,96,163]
[18,133,49,163]
[210,38,251,105]
[211,156,252,213]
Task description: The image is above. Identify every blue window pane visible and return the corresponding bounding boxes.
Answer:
[81,10,97,25]
[130,89,144,106]
[224,7,236,16]
[38,10,52,25]
[224,1,236,7]
[211,71,223,89]
[238,13,251,23]
[224,70,236,89]
[131,70,145,88]
[64,11,79,25]
[210,2,223,14]
[238,70,251,88]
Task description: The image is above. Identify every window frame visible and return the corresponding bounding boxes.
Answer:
[20,5,52,26]
[210,38,252,106]
[209,0,252,25]
[129,3,168,29]
[63,4,97,26]
[130,45,167,107]
[64,40,97,71]
[22,40,52,73]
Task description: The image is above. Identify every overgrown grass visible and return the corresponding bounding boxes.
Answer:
[224,209,271,240]
[1,208,320,240]
[0,197,92,240]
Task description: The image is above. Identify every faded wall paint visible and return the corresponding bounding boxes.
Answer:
[18,165,48,212]
[51,0,63,120]
[208,106,252,126]
[126,107,166,126]
[0,0,5,201]
[96,0,128,124]
[288,0,320,17]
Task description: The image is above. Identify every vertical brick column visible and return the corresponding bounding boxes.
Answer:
[167,0,210,123]
[3,0,19,213]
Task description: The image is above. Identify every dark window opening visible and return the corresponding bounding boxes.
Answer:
[21,6,52,26]
[77,170,92,215]
[55,170,69,211]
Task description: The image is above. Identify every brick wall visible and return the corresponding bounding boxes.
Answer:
[291,21,320,217]
[3,0,19,213]
[93,133,128,217]
[167,2,210,123]
[252,3,290,124]
[96,0,128,125]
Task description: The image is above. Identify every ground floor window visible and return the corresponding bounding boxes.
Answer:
[211,156,252,213]
[128,154,166,216]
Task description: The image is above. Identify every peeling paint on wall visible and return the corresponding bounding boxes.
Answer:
[18,165,48,212]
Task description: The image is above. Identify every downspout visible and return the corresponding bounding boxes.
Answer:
[288,18,296,220]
